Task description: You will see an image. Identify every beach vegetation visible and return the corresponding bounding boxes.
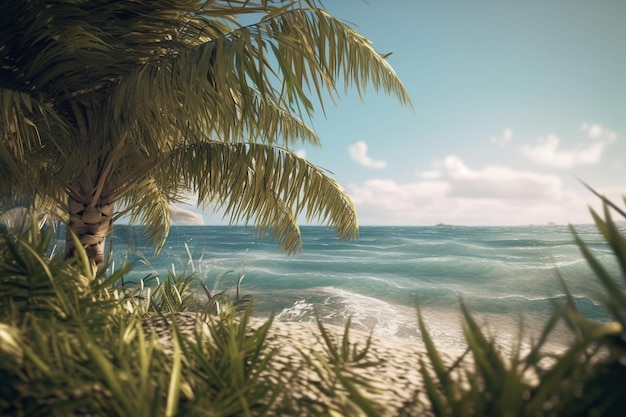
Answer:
[413,193,626,417]
[0,215,384,416]
[0,0,411,271]
[1,194,625,415]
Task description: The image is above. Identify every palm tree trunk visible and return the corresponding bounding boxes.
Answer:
[65,195,114,272]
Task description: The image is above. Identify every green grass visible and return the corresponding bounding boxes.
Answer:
[0,219,383,416]
[1,195,626,416]
[414,198,626,417]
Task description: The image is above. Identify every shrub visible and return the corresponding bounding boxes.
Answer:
[0,221,281,416]
[416,196,626,417]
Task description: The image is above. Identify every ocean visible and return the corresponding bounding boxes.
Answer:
[110,224,621,352]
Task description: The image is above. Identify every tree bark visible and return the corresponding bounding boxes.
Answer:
[65,195,114,272]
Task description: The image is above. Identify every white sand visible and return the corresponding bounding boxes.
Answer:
[250,318,462,416]
[150,313,467,416]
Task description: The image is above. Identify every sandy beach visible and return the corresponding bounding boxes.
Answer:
[150,312,560,416]
[149,312,454,415]
[249,318,457,416]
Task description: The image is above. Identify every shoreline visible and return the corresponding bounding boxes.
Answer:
[248,317,462,416]
[248,316,566,415]
[254,305,572,356]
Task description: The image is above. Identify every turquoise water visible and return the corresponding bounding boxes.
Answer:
[111,225,621,351]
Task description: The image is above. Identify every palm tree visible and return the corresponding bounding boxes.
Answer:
[0,0,411,271]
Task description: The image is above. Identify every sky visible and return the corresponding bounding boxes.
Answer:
[178,0,626,227]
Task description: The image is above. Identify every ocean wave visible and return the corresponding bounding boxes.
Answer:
[271,287,563,353]
[275,287,424,340]
[491,293,598,303]
[112,224,618,351]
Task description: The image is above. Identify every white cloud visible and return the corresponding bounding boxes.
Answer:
[170,204,205,225]
[581,123,617,141]
[347,156,587,226]
[442,155,562,199]
[520,124,617,169]
[490,128,513,146]
[348,141,387,169]
[295,149,307,158]
[420,169,442,180]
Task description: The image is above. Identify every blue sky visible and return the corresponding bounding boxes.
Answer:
[180,0,626,226]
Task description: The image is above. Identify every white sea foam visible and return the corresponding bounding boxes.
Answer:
[111,224,617,353]
[276,299,317,322]
[275,286,466,347]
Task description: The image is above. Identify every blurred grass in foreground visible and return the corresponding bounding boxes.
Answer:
[415,195,626,417]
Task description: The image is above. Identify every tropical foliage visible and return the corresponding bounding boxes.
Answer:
[0,0,411,269]
[1,193,625,416]
[0,219,386,416]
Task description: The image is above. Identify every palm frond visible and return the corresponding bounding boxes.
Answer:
[102,2,410,150]
[171,141,358,253]
[0,88,74,197]
[1,0,410,267]
[120,177,172,253]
